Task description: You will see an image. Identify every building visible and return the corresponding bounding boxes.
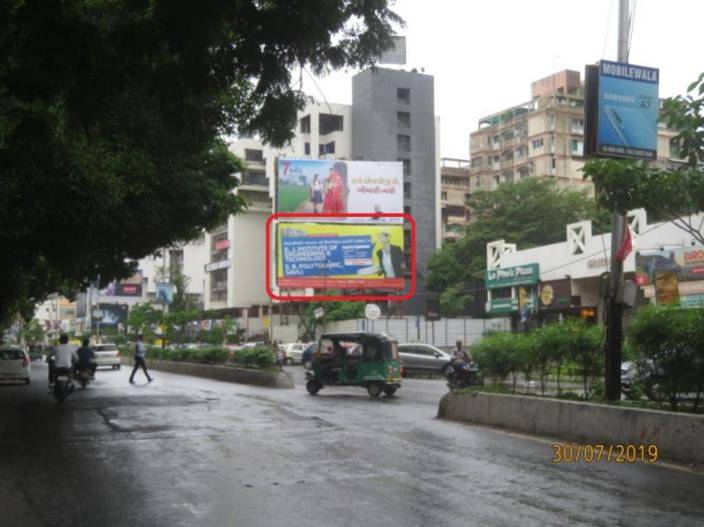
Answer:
[468,70,679,193]
[440,158,471,243]
[351,67,440,314]
[485,210,704,328]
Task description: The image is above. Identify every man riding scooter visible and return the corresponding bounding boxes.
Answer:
[448,340,481,389]
[75,337,96,385]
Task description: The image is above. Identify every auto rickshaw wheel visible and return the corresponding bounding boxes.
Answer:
[383,385,397,397]
[366,382,382,398]
[306,380,322,395]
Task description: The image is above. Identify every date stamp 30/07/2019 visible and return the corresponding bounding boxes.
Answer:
[551,443,659,464]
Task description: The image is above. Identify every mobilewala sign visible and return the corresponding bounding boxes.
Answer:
[485,263,539,288]
[596,60,659,160]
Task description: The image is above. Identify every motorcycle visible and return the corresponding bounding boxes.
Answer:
[446,361,483,390]
[52,366,75,404]
[76,365,93,389]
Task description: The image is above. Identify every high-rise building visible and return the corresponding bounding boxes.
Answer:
[468,69,679,193]
[352,67,440,315]
[439,158,471,244]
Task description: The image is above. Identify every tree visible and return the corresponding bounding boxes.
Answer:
[125,303,163,340]
[428,178,610,315]
[20,319,45,345]
[582,74,704,244]
[0,1,402,327]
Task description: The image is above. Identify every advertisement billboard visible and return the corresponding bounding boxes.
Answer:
[102,271,143,297]
[636,246,704,307]
[596,60,659,160]
[93,303,128,329]
[276,159,402,218]
[276,222,405,290]
[155,282,174,304]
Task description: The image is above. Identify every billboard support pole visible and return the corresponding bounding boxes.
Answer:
[604,0,630,401]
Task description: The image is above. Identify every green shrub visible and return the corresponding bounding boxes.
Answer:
[233,346,275,368]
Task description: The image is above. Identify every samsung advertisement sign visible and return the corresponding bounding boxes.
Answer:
[584,60,659,160]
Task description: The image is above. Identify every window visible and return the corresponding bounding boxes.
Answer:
[532,138,544,149]
[319,113,343,135]
[519,166,530,179]
[464,193,471,202]
[441,191,447,200]
[476,177,481,187]
[492,155,500,165]
[209,268,228,296]
[548,114,555,128]
[551,157,557,168]
[493,175,500,187]
[304,142,310,155]
[403,182,411,198]
[244,149,263,162]
[397,111,411,128]
[471,157,482,168]
[318,141,335,155]
[571,118,584,133]
[400,158,411,176]
[300,115,311,134]
[397,87,410,104]
[242,171,267,186]
[570,139,584,156]
[397,134,411,152]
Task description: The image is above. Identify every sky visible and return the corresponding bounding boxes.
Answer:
[302,0,704,159]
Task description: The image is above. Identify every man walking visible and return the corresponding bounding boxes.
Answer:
[129,334,153,384]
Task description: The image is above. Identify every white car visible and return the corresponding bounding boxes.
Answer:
[281,343,306,364]
[93,343,121,370]
[0,347,31,384]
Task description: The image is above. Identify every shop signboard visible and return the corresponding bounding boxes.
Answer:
[636,247,704,307]
[485,264,539,289]
[539,279,573,310]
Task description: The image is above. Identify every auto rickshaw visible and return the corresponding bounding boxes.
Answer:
[304,332,402,397]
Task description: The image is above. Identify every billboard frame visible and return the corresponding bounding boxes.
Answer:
[265,212,416,302]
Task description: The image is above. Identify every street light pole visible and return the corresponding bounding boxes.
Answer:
[604,0,630,401]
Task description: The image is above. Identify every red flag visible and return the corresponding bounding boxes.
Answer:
[615,222,632,262]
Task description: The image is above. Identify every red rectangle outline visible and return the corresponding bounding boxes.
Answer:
[265,213,416,302]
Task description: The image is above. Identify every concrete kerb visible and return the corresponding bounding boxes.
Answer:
[438,391,704,466]
[120,356,294,388]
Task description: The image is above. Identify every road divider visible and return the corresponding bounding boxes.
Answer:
[438,391,704,466]
[120,357,294,388]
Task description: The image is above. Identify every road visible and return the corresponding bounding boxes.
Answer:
[1,363,702,527]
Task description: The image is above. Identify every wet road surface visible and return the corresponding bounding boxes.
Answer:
[1,363,702,526]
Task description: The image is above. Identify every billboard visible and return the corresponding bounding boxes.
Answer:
[596,60,659,160]
[102,271,143,297]
[636,246,704,307]
[276,222,405,289]
[93,303,128,329]
[276,159,402,218]
[155,282,174,304]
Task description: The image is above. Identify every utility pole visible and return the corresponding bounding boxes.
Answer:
[604,0,630,401]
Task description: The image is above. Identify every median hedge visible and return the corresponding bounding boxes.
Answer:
[118,345,275,369]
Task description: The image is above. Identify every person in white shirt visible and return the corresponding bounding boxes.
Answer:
[48,334,78,384]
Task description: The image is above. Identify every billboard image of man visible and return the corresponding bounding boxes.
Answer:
[376,232,403,278]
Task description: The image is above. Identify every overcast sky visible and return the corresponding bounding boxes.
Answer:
[302,0,704,159]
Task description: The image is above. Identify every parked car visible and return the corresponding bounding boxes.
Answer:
[93,343,121,370]
[398,343,453,375]
[281,343,307,364]
[0,347,31,384]
[621,359,664,400]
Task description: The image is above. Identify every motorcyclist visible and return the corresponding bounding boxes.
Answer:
[451,340,471,373]
[76,337,96,379]
[51,333,78,383]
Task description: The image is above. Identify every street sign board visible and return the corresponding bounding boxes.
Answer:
[314,307,325,319]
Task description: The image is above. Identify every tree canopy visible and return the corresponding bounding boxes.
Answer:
[0,0,401,326]
[427,178,610,316]
[582,73,704,244]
